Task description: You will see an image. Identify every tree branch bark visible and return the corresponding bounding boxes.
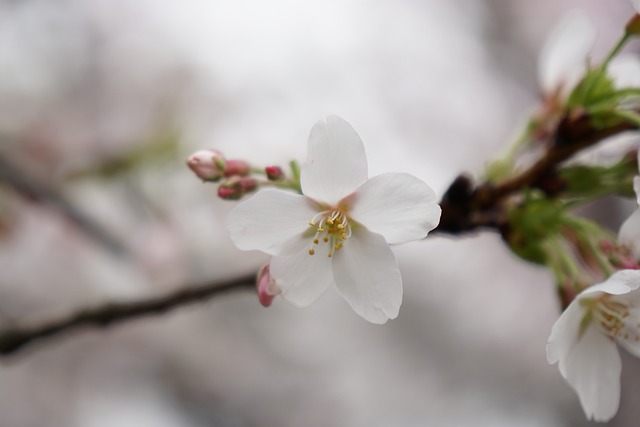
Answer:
[0,275,255,356]
[434,114,637,234]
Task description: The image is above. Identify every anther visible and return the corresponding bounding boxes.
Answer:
[309,249,315,255]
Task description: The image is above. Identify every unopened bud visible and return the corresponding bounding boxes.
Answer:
[187,149,225,181]
[218,177,258,200]
[626,14,640,36]
[256,262,281,307]
[223,160,251,177]
[265,165,284,181]
[599,239,615,254]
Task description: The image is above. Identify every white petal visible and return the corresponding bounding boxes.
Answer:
[547,299,585,369]
[563,324,621,422]
[300,115,368,204]
[619,210,640,258]
[347,173,441,244]
[538,11,596,95]
[635,175,640,206]
[582,270,640,297]
[332,229,402,324]
[270,247,334,307]
[226,189,318,255]
[633,0,640,13]
[618,328,640,358]
[609,55,640,89]
[566,133,639,168]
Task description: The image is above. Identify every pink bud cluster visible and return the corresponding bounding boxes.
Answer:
[187,149,252,181]
[187,149,258,200]
[187,149,292,201]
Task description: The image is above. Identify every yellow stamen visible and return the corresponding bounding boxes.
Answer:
[306,209,352,257]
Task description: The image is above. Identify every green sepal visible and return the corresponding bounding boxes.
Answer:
[505,196,566,265]
[568,67,616,111]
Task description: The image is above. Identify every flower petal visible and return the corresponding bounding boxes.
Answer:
[332,229,402,324]
[547,299,585,369]
[270,247,334,307]
[609,55,640,89]
[538,11,596,95]
[301,115,368,204]
[563,324,621,422]
[619,209,640,259]
[618,326,640,358]
[633,0,640,13]
[347,173,441,244]
[582,270,640,297]
[226,189,318,255]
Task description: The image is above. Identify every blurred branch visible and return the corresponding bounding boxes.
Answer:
[0,154,128,256]
[0,274,255,356]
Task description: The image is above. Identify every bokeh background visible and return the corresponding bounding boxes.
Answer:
[0,0,639,426]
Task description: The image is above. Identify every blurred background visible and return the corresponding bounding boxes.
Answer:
[0,0,638,426]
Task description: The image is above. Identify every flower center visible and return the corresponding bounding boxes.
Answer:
[590,296,640,342]
[307,209,352,258]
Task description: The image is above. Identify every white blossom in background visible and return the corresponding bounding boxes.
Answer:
[619,174,640,258]
[539,10,640,100]
[538,11,596,99]
[226,115,441,323]
[633,0,640,13]
[547,270,640,422]
[549,158,640,422]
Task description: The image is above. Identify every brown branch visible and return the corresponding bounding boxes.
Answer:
[0,274,255,356]
[435,113,638,235]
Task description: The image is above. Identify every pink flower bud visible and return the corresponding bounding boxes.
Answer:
[626,14,640,36]
[218,177,258,200]
[187,149,225,181]
[265,165,284,181]
[619,258,640,270]
[223,160,251,177]
[256,262,280,307]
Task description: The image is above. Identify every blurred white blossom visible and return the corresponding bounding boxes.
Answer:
[538,11,596,99]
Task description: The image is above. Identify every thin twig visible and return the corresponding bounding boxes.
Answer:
[0,154,128,256]
[0,275,255,356]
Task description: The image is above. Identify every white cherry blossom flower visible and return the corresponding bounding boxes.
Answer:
[547,270,640,422]
[226,115,441,323]
[619,151,640,257]
[538,11,596,98]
